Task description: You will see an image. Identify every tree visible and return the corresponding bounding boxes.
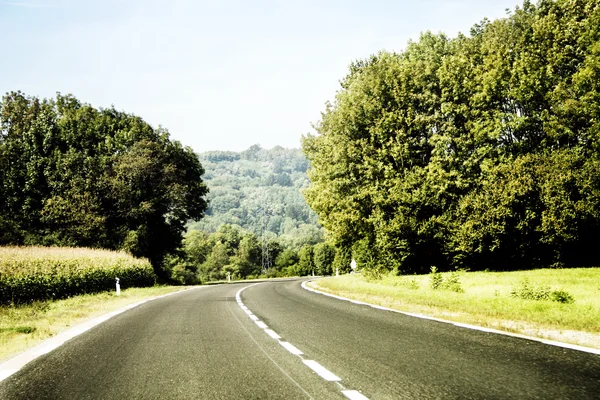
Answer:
[275,248,299,274]
[302,0,600,273]
[297,244,315,276]
[200,241,229,281]
[314,243,336,275]
[233,233,262,278]
[0,92,208,280]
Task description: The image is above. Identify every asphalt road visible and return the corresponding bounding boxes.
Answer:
[1,279,599,399]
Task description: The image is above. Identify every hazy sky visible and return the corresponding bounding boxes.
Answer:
[0,0,523,152]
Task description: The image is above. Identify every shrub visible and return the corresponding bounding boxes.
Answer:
[429,267,443,289]
[510,279,574,303]
[429,267,464,293]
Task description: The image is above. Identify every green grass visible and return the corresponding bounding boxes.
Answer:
[310,268,600,349]
[0,285,186,362]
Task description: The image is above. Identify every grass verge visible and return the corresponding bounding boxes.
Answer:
[0,285,186,362]
[310,268,600,349]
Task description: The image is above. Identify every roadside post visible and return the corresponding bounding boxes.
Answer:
[350,259,357,274]
[116,277,121,296]
[227,272,231,283]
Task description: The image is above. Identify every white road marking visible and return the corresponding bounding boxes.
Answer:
[301,281,600,356]
[235,281,370,399]
[0,287,197,382]
[255,320,268,329]
[279,341,304,355]
[265,329,281,339]
[303,360,341,381]
[342,390,370,400]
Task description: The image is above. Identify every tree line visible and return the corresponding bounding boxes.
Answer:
[167,224,346,284]
[0,92,208,280]
[303,0,600,274]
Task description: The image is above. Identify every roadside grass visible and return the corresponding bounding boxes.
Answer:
[310,268,600,349]
[0,285,186,362]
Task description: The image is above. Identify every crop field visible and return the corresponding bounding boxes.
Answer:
[311,268,600,349]
[0,246,156,305]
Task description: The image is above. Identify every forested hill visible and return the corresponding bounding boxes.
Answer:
[188,145,323,249]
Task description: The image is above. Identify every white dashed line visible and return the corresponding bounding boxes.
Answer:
[265,329,282,339]
[342,390,370,400]
[279,341,304,355]
[235,283,369,399]
[255,320,268,329]
[303,360,341,381]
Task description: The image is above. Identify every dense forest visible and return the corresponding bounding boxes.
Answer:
[168,146,328,283]
[303,0,600,274]
[166,224,338,284]
[189,145,323,249]
[0,92,208,280]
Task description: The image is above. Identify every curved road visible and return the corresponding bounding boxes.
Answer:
[1,279,599,399]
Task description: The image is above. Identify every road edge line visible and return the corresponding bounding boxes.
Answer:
[301,280,600,356]
[0,286,200,382]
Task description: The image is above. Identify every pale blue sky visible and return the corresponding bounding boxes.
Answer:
[0,0,523,152]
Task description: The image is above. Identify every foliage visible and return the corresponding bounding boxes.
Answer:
[297,244,315,276]
[0,92,208,280]
[313,242,336,275]
[189,145,323,249]
[0,246,155,305]
[303,0,600,273]
[429,267,464,293]
[178,224,310,282]
[510,279,575,303]
[429,267,443,290]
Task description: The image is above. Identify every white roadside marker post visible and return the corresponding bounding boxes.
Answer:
[336,267,339,276]
[227,272,231,283]
[116,277,121,296]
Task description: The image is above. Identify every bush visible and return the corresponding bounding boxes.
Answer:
[0,246,156,305]
[362,267,383,281]
[429,267,443,289]
[429,267,464,293]
[510,279,574,303]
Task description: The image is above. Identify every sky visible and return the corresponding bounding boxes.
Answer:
[0,0,523,153]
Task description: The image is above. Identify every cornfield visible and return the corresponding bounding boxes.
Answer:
[0,246,156,305]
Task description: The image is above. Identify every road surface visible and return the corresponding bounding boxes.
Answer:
[1,279,599,399]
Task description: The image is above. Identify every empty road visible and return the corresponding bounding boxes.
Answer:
[1,279,599,399]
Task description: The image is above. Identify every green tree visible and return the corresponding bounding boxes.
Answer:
[0,92,208,280]
[200,241,229,281]
[233,233,262,278]
[302,0,600,273]
[275,248,299,274]
[297,244,315,276]
[314,242,336,275]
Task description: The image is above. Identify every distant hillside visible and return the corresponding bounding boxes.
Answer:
[188,145,323,248]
